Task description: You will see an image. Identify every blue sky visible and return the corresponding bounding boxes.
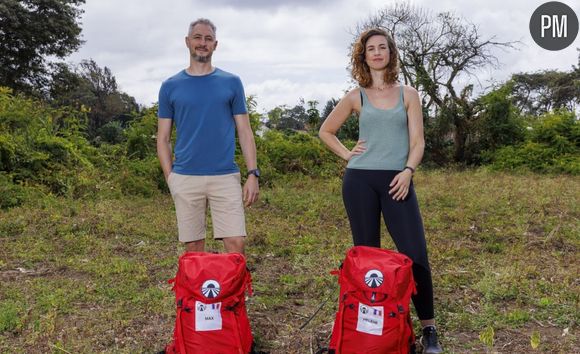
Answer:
[69,0,579,112]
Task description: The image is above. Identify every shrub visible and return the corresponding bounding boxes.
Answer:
[117,156,165,197]
[0,135,16,172]
[0,88,101,198]
[530,110,578,153]
[98,121,126,145]
[125,107,159,159]
[489,110,579,174]
[0,174,30,209]
[471,83,526,164]
[258,130,343,178]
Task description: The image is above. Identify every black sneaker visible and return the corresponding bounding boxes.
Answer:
[420,326,443,354]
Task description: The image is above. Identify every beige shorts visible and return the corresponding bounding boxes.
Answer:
[167,172,246,242]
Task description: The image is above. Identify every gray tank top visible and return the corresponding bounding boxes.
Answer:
[347,86,409,170]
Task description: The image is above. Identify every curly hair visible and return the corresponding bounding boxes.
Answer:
[351,28,400,88]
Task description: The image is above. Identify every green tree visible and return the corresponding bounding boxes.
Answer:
[510,64,579,115]
[321,98,339,121]
[246,95,262,133]
[266,106,284,129]
[49,59,139,140]
[268,99,309,131]
[279,103,307,131]
[0,0,85,93]
[319,97,359,141]
[306,100,320,131]
[470,83,525,163]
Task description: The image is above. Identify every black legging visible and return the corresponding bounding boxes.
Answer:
[342,168,435,320]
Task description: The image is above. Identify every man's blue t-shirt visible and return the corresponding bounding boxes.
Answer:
[158,68,247,175]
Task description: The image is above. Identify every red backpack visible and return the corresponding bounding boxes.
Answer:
[328,246,416,354]
[164,252,253,354]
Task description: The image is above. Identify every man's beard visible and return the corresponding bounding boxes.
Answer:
[192,53,212,63]
[192,48,212,63]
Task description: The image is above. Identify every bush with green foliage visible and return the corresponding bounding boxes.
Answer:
[0,87,99,196]
[0,88,166,206]
[424,105,455,166]
[118,156,166,197]
[254,130,344,182]
[98,121,126,145]
[0,173,31,209]
[125,107,160,159]
[489,110,579,174]
[2,77,577,212]
[469,83,526,164]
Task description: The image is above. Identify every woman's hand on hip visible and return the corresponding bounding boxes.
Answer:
[344,140,366,161]
[388,169,413,201]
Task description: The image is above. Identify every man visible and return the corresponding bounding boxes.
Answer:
[157,18,259,254]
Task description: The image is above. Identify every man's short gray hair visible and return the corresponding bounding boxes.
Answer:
[188,18,216,36]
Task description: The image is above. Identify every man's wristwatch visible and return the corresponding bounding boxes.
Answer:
[247,168,261,178]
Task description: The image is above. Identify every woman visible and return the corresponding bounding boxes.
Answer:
[319,28,443,354]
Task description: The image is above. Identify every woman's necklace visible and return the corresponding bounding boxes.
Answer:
[371,83,391,91]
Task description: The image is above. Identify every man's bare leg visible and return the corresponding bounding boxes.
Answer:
[223,236,245,254]
[184,239,205,252]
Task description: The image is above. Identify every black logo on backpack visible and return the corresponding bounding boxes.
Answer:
[364,270,384,288]
[201,280,221,298]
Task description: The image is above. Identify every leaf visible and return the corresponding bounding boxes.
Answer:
[530,331,541,349]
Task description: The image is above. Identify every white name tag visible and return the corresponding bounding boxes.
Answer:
[195,301,222,331]
[356,303,384,336]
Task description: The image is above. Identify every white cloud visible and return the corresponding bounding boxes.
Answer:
[69,0,579,112]
[246,79,351,113]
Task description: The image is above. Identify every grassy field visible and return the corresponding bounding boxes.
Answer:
[0,169,578,353]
